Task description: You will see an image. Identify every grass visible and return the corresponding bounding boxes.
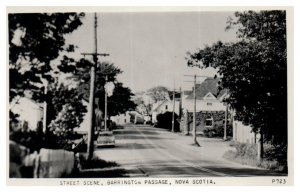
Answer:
[223,142,287,173]
[78,155,118,169]
[63,155,129,178]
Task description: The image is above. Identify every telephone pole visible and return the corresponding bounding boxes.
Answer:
[42,80,48,134]
[82,13,110,160]
[184,75,209,146]
[171,87,175,132]
[223,89,228,140]
[104,75,108,131]
[171,86,181,133]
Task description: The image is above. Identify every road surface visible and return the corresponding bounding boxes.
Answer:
[94,124,284,177]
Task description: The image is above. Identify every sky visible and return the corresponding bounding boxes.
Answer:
[64,11,238,92]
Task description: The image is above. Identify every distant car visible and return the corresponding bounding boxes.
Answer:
[96,131,115,147]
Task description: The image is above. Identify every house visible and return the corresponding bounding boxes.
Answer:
[151,91,181,123]
[111,112,131,125]
[181,77,228,133]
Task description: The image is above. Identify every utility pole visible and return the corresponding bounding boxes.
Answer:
[224,104,228,140]
[184,75,209,146]
[179,87,182,120]
[223,89,228,141]
[192,75,198,146]
[42,80,48,134]
[82,13,110,160]
[172,83,181,133]
[171,87,175,132]
[104,75,108,131]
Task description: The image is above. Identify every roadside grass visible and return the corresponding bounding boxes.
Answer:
[63,155,129,178]
[79,155,119,169]
[223,142,287,173]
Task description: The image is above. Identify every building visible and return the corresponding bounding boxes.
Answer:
[111,112,131,125]
[151,91,181,123]
[181,77,228,133]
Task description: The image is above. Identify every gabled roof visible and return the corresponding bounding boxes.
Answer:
[151,99,169,112]
[186,77,225,100]
[203,92,217,100]
[167,91,181,101]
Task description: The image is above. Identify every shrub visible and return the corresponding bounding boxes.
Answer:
[10,129,44,153]
[203,123,233,138]
[156,112,180,131]
[223,141,287,173]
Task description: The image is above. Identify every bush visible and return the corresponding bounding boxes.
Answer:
[235,142,257,158]
[10,129,44,153]
[156,112,180,131]
[223,141,287,173]
[203,123,233,138]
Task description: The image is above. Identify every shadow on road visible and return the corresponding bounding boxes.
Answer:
[96,142,162,150]
[113,130,160,135]
[115,134,174,140]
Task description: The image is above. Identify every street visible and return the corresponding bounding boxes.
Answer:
[94,124,283,177]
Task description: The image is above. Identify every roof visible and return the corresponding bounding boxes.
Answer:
[151,100,167,112]
[186,77,226,100]
[168,91,181,101]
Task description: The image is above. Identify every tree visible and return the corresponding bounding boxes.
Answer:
[9,13,87,150]
[132,95,151,115]
[68,59,136,117]
[47,84,87,132]
[9,13,85,102]
[147,86,169,103]
[187,11,287,148]
[106,82,136,116]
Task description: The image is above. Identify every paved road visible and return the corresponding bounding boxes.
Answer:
[94,124,284,177]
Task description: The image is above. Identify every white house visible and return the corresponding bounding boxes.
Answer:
[181,78,228,132]
[111,112,131,125]
[182,78,227,112]
[151,91,181,123]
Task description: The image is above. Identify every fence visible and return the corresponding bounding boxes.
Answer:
[9,141,75,178]
[36,148,75,178]
[232,121,257,144]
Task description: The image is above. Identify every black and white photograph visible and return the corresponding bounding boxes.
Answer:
[7,7,293,186]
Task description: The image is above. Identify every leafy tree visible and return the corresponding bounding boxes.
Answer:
[66,58,136,117]
[47,84,87,131]
[9,13,85,102]
[147,86,169,103]
[106,82,136,116]
[132,95,151,114]
[9,13,88,150]
[186,10,287,146]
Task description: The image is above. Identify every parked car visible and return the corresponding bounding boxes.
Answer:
[96,131,115,147]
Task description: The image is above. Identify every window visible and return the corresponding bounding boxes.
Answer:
[207,102,212,106]
[165,105,168,110]
[205,117,213,127]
